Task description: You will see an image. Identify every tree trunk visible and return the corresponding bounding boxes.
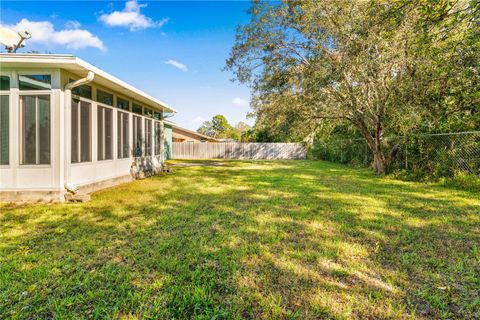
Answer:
[351,118,387,175]
[372,150,386,175]
[373,120,386,175]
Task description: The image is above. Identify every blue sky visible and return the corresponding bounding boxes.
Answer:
[1,0,253,130]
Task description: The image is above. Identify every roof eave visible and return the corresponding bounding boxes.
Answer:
[0,53,176,114]
[165,121,218,141]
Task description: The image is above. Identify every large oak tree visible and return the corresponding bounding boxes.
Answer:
[226,0,479,174]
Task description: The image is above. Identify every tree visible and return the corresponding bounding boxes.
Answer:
[197,120,215,137]
[226,0,479,174]
[197,115,240,140]
[235,121,252,133]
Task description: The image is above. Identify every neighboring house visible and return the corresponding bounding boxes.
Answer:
[0,53,175,202]
[167,120,218,143]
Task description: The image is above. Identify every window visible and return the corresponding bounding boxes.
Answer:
[97,89,113,106]
[20,95,50,164]
[19,75,51,90]
[0,76,10,91]
[153,111,161,120]
[132,103,142,115]
[117,97,129,111]
[71,99,91,163]
[97,106,113,161]
[143,107,153,118]
[133,115,143,157]
[154,121,162,155]
[0,95,8,165]
[145,119,152,156]
[117,111,130,159]
[70,79,92,99]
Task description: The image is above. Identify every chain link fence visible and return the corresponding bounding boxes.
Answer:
[315,131,480,178]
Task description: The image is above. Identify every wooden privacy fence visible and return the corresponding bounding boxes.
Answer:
[173,142,307,160]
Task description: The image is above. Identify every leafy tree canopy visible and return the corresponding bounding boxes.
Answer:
[226,0,479,174]
[197,115,241,140]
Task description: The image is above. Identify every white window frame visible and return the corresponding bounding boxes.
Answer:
[19,92,53,166]
[97,104,114,161]
[0,73,11,167]
[18,74,53,91]
[145,118,152,156]
[117,110,130,159]
[154,121,161,156]
[96,89,114,107]
[133,115,143,157]
[116,96,130,112]
[71,96,93,164]
[18,71,54,167]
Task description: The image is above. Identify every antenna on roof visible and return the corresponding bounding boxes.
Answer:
[0,27,31,53]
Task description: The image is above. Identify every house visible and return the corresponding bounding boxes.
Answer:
[167,120,218,143]
[0,53,176,202]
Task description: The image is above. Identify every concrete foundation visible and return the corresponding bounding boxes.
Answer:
[0,174,137,203]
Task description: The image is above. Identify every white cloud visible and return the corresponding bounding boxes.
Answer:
[65,20,81,29]
[164,59,188,72]
[232,97,249,107]
[193,116,206,124]
[99,0,168,31]
[2,19,105,51]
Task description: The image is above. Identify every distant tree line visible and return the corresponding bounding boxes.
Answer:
[225,0,479,174]
[197,114,303,143]
[197,115,255,141]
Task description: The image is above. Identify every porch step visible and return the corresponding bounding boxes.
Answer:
[65,193,91,203]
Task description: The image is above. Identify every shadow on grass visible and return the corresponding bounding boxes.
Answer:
[1,160,479,319]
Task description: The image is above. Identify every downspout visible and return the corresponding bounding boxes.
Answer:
[63,71,95,193]
[65,71,95,91]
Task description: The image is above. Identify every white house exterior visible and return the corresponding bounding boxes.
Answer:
[0,53,175,202]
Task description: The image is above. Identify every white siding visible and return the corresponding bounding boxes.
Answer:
[0,68,166,200]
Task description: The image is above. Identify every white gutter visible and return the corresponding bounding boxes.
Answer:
[64,71,95,193]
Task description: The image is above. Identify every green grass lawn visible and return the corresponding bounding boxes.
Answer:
[1,160,479,319]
